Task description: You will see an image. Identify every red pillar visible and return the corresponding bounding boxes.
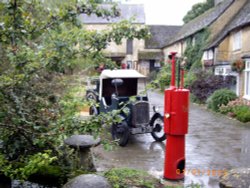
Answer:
[163,52,189,180]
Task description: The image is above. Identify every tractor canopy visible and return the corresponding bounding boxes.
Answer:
[99,69,146,101]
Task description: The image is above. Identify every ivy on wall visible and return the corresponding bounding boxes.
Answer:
[184,28,210,71]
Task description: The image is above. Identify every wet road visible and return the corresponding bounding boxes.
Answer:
[93,91,250,187]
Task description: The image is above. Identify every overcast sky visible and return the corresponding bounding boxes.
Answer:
[122,0,206,25]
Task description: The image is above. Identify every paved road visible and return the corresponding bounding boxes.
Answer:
[93,90,250,187]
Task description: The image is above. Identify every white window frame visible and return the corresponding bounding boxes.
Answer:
[202,51,208,60]
[233,30,242,51]
[208,49,214,60]
[244,60,250,100]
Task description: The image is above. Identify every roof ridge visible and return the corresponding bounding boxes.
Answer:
[162,0,234,48]
[205,0,249,49]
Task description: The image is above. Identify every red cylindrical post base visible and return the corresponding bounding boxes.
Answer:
[164,135,185,180]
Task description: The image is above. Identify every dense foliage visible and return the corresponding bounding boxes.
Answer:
[183,0,214,24]
[184,29,210,71]
[0,0,149,182]
[233,106,250,123]
[148,63,171,91]
[207,89,237,112]
[188,71,235,103]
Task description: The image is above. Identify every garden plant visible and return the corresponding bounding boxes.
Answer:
[0,0,149,185]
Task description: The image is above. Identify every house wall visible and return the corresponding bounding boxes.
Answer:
[215,26,250,98]
[163,40,186,61]
[84,24,145,66]
[241,27,250,57]
[209,0,247,45]
[216,26,250,62]
[215,37,230,62]
[137,49,163,75]
[132,39,145,67]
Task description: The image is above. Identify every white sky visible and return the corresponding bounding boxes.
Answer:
[122,0,206,25]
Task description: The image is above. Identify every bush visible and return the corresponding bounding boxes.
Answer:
[219,98,250,122]
[147,70,158,82]
[207,89,237,112]
[234,106,250,123]
[188,71,234,103]
[219,98,244,115]
[185,70,197,88]
[148,64,171,91]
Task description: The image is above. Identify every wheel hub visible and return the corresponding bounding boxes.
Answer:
[153,123,162,132]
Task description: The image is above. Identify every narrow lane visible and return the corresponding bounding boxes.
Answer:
[93,90,250,187]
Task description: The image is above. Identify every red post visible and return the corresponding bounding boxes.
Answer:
[180,69,184,89]
[170,52,177,88]
[164,52,189,180]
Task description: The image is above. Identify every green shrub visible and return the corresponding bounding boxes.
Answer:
[219,99,250,122]
[207,89,237,112]
[190,93,202,104]
[147,70,158,82]
[185,71,197,88]
[148,64,171,91]
[234,106,250,123]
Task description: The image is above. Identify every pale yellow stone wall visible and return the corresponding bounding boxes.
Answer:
[209,0,247,45]
[84,24,145,65]
[217,27,250,61]
[216,26,250,98]
[163,40,187,61]
[216,37,230,62]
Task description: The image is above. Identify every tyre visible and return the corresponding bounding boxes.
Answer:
[86,92,97,102]
[89,106,98,115]
[150,113,166,142]
[111,121,129,147]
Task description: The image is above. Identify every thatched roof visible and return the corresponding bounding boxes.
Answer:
[163,0,234,48]
[145,25,181,49]
[138,51,163,60]
[206,0,250,49]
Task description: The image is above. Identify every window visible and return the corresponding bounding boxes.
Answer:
[203,51,208,60]
[233,31,242,51]
[244,60,250,99]
[214,65,231,76]
[203,50,214,60]
[126,39,133,55]
[208,50,214,60]
[215,67,224,75]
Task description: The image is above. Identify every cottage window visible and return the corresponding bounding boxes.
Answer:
[244,60,250,100]
[202,51,208,60]
[126,39,133,55]
[203,50,214,60]
[233,31,242,51]
[208,50,214,60]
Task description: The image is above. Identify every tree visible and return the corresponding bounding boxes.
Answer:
[183,0,214,24]
[0,0,149,182]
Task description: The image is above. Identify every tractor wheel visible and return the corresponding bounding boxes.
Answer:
[86,92,97,102]
[89,106,98,115]
[111,121,129,147]
[150,113,166,142]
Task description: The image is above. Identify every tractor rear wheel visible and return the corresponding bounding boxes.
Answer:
[111,121,129,147]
